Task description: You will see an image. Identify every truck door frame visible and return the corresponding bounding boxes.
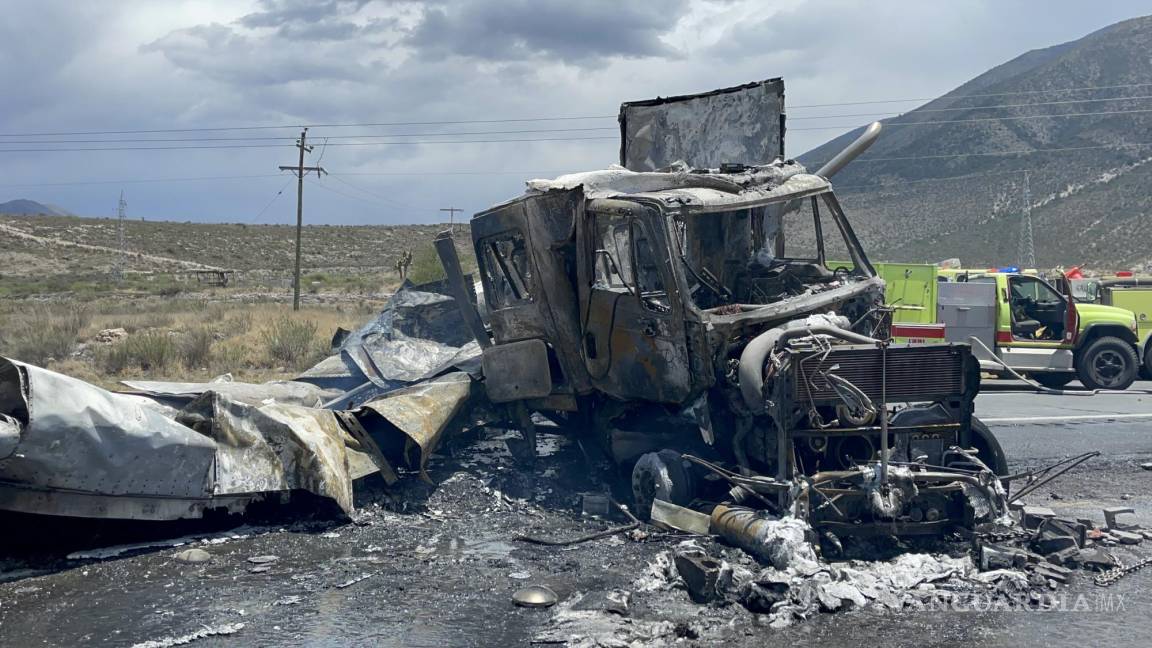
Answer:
[576,199,693,404]
[995,274,1076,373]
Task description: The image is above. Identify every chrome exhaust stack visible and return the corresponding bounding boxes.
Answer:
[814,121,883,179]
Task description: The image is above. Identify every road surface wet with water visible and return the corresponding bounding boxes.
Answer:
[1,380,1151,647]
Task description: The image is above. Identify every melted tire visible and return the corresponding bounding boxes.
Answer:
[969,416,1009,477]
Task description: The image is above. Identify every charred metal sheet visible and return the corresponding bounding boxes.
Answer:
[0,357,379,520]
[334,410,400,486]
[348,282,475,348]
[526,160,807,200]
[0,358,216,501]
[354,371,472,482]
[481,339,552,403]
[621,173,830,214]
[0,413,19,459]
[121,378,327,408]
[177,392,375,515]
[619,78,785,171]
[296,283,482,410]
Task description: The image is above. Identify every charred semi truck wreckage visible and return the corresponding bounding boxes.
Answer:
[437,81,1011,542]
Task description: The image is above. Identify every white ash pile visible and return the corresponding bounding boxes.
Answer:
[631,511,1103,628]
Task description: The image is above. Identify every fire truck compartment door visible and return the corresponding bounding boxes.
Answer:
[938,282,997,353]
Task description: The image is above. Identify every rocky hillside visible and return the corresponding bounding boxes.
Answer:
[799,15,1152,270]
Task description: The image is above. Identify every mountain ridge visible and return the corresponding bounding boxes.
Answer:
[0,199,75,217]
[797,14,1152,270]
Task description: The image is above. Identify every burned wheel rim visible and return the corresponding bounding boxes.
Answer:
[631,450,692,521]
[1090,349,1127,386]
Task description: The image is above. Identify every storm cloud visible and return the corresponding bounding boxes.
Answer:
[0,0,1147,224]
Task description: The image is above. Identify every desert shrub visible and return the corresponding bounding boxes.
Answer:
[211,341,252,374]
[180,327,215,369]
[405,244,446,284]
[99,330,175,373]
[0,303,90,366]
[260,316,319,368]
[222,310,253,335]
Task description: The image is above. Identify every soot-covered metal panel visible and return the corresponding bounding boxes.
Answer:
[619,79,786,171]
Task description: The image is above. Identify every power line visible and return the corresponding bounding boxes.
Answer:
[326,175,421,211]
[249,176,296,224]
[0,173,284,188]
[9,105,1152,150]
[785,81,1152,110]
[0,126,619,144]
[3,81,1152,140]
[334,170,561,176]
[787,94,1152,121]
[0,170,557,190]
[0,135,617,153]
[5,105,1152,152]
[854,141,1152,163]
[0,116,617,138]
[311,177,396,209]
[789,107,1152,131]
[834,169,1031,191]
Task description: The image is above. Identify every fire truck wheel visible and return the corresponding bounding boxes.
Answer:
[631,450,694,521]
[1076,336,1139,391]
[1142,343,1152,380]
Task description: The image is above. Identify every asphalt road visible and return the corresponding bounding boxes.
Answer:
[1,379,1151,647]
[979,378,1152,461]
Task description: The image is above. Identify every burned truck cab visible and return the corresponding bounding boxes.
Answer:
[452,163,1004,535]
[440,80,1010,537]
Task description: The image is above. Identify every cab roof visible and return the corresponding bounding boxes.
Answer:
[522,160,831,213]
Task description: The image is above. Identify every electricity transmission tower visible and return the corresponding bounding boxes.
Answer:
[278,128,327,311]
[114,190,127,283]
[1016,170,1036,270]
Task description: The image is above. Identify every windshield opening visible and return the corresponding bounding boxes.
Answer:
[674,192,871,310]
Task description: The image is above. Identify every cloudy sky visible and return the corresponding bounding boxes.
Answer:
[0,0,1147,224]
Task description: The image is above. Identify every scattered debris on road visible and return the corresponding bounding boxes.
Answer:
[129,622,245,648]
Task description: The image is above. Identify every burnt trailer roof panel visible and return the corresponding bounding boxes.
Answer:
[619,78,786,172]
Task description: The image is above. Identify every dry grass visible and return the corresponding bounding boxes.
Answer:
[0,303,90,365]
[99,330,176,373]
[260,316,322,368]
[1,297,376,385]
[180,327,216,369]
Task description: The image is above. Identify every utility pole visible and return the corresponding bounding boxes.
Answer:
[114,190,127,284]
[1017,170,1036,270]
[440,207,463,233]
[279,128,326,311]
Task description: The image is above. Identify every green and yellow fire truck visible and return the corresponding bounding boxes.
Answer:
[882,264,1141,390]
[1056,272,1152,379]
